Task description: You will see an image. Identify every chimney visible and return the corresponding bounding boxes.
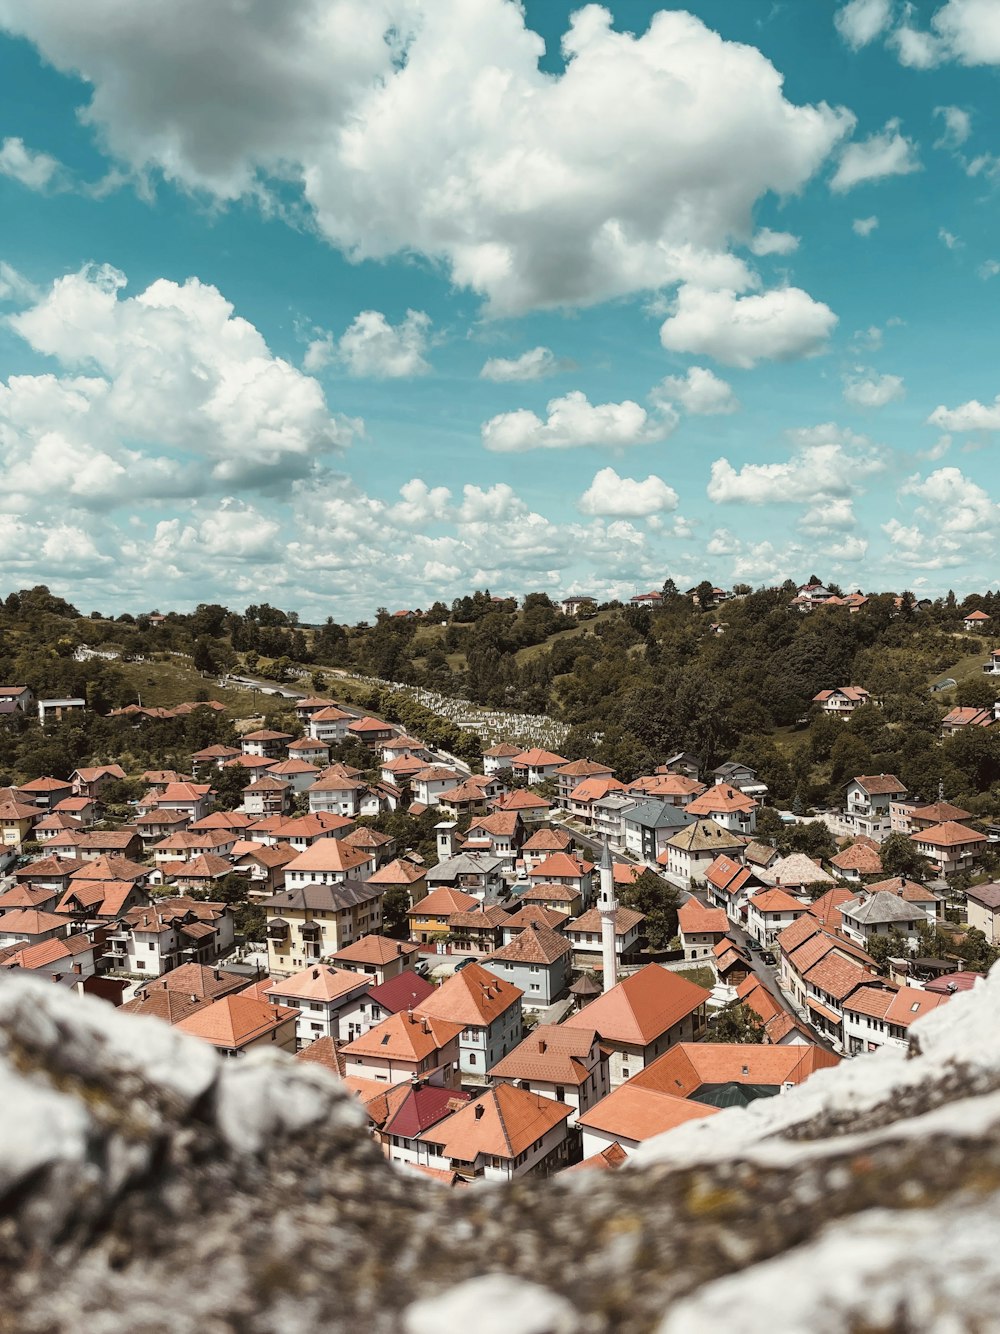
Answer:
[312,968,319,979]
[537,1039,546,1054]
[474,1103,485,1120]
[190,995,197,1003]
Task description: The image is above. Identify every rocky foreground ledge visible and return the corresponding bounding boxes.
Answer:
[2,972,1000,1333]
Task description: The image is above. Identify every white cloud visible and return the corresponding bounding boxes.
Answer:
[843,369,905,408]
[480,347,559,382]
[337,310,431,379]
[931,0,1000,65]
[0,261,37,303]
[928,395,1000,432]
[889,18,945,68]
[0,2,853,313]
[801,497,858,532]
[659,284,836,369]
[902,466,996,533]
[482,389,677,454]
[578,467,678,517]
[0,136,62,190]
[939,227,962,250]
[830,119,921,192]
[880,467,997,572]
[749,228,800,256]
[934,105,972,149]
[708,424,885,505]
[853,216,879,237]
[2,263,355,506]
[835,0,893,49]
[656,366,739,415]
[978,260,1000,280]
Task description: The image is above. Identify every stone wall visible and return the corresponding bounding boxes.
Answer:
[2,968,999,1331]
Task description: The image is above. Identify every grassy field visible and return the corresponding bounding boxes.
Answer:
[117,659,268,719]
[514,610,618,665]
[676,966,715,990]
[929,645,991,690]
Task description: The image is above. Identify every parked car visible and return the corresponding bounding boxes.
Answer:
[454,956,477,972]
[760,951,777,966]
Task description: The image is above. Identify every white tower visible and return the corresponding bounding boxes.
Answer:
[597,837,618,993]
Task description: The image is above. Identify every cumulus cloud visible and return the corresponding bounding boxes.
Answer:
[655,366,739,415]
[0,136,62,190]
[749,228,800,256]
[835,0,893,49]
[884,465,998,567]
[853,216,879,237]
[939,228,962,250]
[0,2,853,313]
[830,119,921,192]
[1,263,355,509]
[337,309,431,378]
[578,467,678,517]
[843,369,905,409]
[480,347,560,382]
[659,284,837,368]
[482,390,677,453]
[928,395,1000,431]
[934,105,972,149]
[708,424,885,505]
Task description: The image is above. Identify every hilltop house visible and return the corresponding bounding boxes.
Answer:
[813,686,871,717]
[844,775,908,842]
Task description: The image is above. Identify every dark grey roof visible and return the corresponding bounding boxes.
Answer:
[713,761,756,779]
[966,882,1000,910]
[425,853,503,883]
[624,800,695,831]
[267,880,381,913]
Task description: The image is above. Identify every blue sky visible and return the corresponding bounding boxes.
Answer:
[0,0,998,619]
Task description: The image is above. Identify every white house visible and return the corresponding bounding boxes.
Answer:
[265,965,372,1048]
[844,774,908,842]
[490,1024,610,1127]
[415,960,524,1078]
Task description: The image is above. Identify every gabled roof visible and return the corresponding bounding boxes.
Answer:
[491,1025,601,1086]
[121,989,211,1025]
[138,963,246,1001]
[522,827,573,852]
[175,995,298,1048]
[625,797,696,829]
[562,962,709,1046]
[366,970,436,1014]
[382,1084,472,1140]
[421,1084,571,1160]
[369,858,427,885]
[295,1035,346,1078]
[633,1040,839,1098]
[686,786,756,816]
[284,840,371,875]
[331,934,422,967]
[664,819,743,853]
[407,886,478,917]
[448,904,512,929]
[503,905,567,932]
[267,880,382,913]
[804,952,871,1002]
[528,851,593,879]
[267,964,370,1003]
[677,901,728,934]
[565,1142,629,1173]
[830,842,884,874]
[0,908,67,936]
[575,1084,717,1142]
[841,890,922,926]
[850,774,907,796]
[342,1010,462,1062]
[416,960,523,1026]
[511,748,568,767]
[567,906,645,936]
[487,923,571,966]
[749,888,807,915]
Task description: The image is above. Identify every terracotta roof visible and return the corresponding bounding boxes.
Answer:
[567,777,628,804]
[503,905,567,932]
[341,1010,462,1062]
[295,1035,346,1077]
[0,908,67,936]
[138,963,247,1001]
[310,706,352,722]
[556,758,614,779]
[881,989,951,1027]
[487,923,571,966]
[807,887,856,932]
[911,821,987,848]
[283,840,371,874]
[521,882,580,904]
[851,774,907,796]
[14,856,85,881]
[686,786,756,816]
[565,1142,629,1173]
[830,842,884,874]
[567,906,645,936]
[490,1025,600,1086]
[483,743,522,758]
[19,776,71,793]
[369,858,427,885]
[0,885,56,911]
[677,901,728,935]
[70,855,148,881]
[562,963,710,1046]
[576,1084,717,1142]
[267,964,370,1003]
[341,826,394,850]
[813,686,870,702]
[242,729,292,742]
[382,1084,472,1140]
[407,887,478,917]
[633,1041,840,1098]
[331,934,421,967]
[760,854,835,889]
[492,790,551,811]
[749,888,804,914]
[521,827,573,852]
[347,716,392,732]
[120,990,210,1025]
[804,953,872,1002]
[173,853,231,880]
[448,904,511,930]
[629,774,704,798]
[965,609,990,620]
[705,854,759,897]
[776,913,823,954]
[416,960,523,1027]
[511,748,568,767]
[465,812,521,838]
[528,852,593,880]
[421,1084,571,1160]
[907,801,974,825]
[176,994,298,1048]
[55,881,139,918]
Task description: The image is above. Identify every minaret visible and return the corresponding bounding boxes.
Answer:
[598,837,618,993]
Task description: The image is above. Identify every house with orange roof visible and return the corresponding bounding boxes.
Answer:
[136,962,247,1003]
[329,933,423,984]
[287,736,332,765]
[843,983,951,1055]
[501,905,567,939]
[563,962,710,1085]
[368,857,428,906]
[133,807,192,849]
[447,904,511,955]
[490,1024,610,1125]
[735,974,811,1045]
[419,1083,573,1181]
[56,879,149,924]
[485,923,572,1006]
[0,907,70,949]
[0,883,58,913]
[139,781,214,822]
[243,774,292,818]
[685,784,757,835]
[69,764,127,800]
[660,818,745,886]
[169,854,234,894]
[519,881,584,917]
[703,854,765,925]
[437,778,493,818]
[14,855,86,892]
[566,1142,629,1173]
[240,728,292,760]
[49,827,145,864]
[828,839,884,881]
[424,852,504,904]
[940,705,995,737]
[120,988,212,1027]
[406,886,478,941]
[963,608,991,632]
[0,798,42,851]
[0,930,104,979]
[107,897,235,976]
[510,747,568,785]
[910,820,988,877]
[283,837,375,886]
[527,851,594,903]
[555,757,615,808]
[347,716,394,747]
[576,1081,717,1157]
[415,959,523,1077]
[677,900,729,960]
[18,775,73,810]
[230,841,296,895]
[264,881,384,974]
[812,686,871,718]
[265,964,373,1047]
[265,757,320,793]
[746,888,808,947]
[341,1009,463,1087]
[890,796,975,836]
[627,772,705,807]
[461,811,525,870]
[253,810,355,851]
[190,744,242,774]
[33,810,84,844]
[376,1082,472,1169]
[563,905,645,972]
[175,993,299,1057]
[305,705,353,744]
[520,825,574,872]
[565,776,629,827]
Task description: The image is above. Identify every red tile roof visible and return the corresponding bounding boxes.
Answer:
[562,963,709,1046]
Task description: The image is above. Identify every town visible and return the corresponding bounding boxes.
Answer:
[0,577,999,1184]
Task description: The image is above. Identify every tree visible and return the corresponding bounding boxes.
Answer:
[864,928,909,969]
[619,869,682,950]
[879,832,930,882]
[708,1001,765,1044]
[381,886,412,938]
